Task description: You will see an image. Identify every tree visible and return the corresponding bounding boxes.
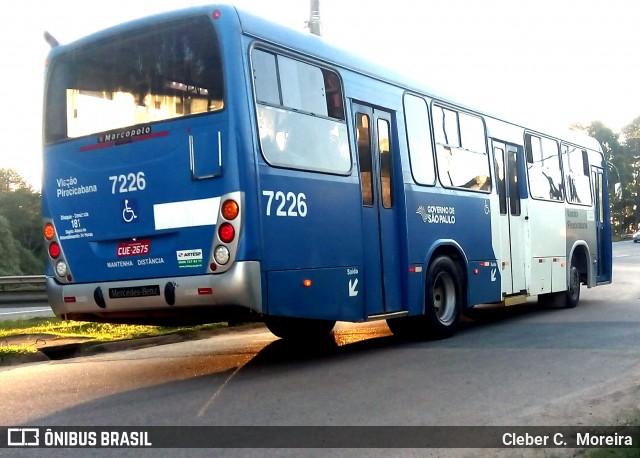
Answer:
[0,168,45,274]
[0,215,25,276]
[0,168,30,194]
[577,121,631,234]
[620,117,640,231]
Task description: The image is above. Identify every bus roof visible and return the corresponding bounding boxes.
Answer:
[46,3,602,154]
[234,6,602,153]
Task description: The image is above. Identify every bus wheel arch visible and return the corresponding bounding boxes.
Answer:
[566,243,590,308]
[570,243,590,286]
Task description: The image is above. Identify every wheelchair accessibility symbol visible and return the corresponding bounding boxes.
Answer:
[122,199,138,223]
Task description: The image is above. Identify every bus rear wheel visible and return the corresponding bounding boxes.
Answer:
[387,256,462,340]
[424,256,462,338]
[265,316,335,340]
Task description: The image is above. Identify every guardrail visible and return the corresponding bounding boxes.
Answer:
[0,275,47,287]
[0,276,48,306]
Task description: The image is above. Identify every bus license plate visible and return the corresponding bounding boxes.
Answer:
[117,239,151,257]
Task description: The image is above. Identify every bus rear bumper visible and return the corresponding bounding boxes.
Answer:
[46,261,263,324]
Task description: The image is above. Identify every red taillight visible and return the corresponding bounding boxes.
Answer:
[213,10,221,20]
[218,223,235,243]
[44,223,55,240]
[49,242,61,259]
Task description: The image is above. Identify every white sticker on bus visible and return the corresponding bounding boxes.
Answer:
[153,198,220,230]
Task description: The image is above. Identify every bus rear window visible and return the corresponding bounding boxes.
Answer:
[44,16,224,143]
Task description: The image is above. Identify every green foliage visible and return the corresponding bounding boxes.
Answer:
[0,215,25,275]
[576,120,640,236]
[0,168,44,275]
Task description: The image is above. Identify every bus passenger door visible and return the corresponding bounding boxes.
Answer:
[493,141,527,295]
[591,167,606,281]
[352,103,403,316]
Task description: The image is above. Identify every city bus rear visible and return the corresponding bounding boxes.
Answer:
[41,8,261,325]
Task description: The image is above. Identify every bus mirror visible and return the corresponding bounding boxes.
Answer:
[614,182,622,199]
[44,31,59,48]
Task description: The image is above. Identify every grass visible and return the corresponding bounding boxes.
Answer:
[0,317,226,359]
[579,422,640,457]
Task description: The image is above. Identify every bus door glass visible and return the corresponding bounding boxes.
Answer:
[592,167,606,279]
[353,103,402,315]
[493,141,527,294]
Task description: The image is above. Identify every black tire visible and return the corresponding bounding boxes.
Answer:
[387,256,462,340]
[265,316,335,340]
[423,256,462,338]
[565,264,580,308]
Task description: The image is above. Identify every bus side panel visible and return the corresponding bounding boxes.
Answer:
[267,267,363,321]
[404,187,502,314]
[258,169,367,321]
[527,200,565,295]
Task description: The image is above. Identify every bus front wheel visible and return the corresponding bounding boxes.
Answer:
[265,316,335,340]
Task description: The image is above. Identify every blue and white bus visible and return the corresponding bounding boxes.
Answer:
[42,5,612,339]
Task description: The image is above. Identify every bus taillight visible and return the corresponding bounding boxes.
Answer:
[44,223,55,240]
[214,246,230,265]
[218,223,235,243]
[221,200,239,220]
[48,242,61,259]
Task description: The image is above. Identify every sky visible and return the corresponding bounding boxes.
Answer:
[1,0,639,189]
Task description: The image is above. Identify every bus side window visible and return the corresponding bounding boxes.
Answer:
[253,50,281,105]
[508,148,521,216]
[378,118,393,208]
[252,48,351,175]
[562,143,592,205]
[356,113,374,206]
[433,105,490,192]
[526,134,563,201]
[403,94,435,185]
[494,146,507,215]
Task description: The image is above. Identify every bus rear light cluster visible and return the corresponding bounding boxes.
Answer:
[209,194,242,273]
[43,221,72,282]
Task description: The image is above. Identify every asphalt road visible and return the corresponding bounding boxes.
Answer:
[0,305,54,321]
[1,241,639,457]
